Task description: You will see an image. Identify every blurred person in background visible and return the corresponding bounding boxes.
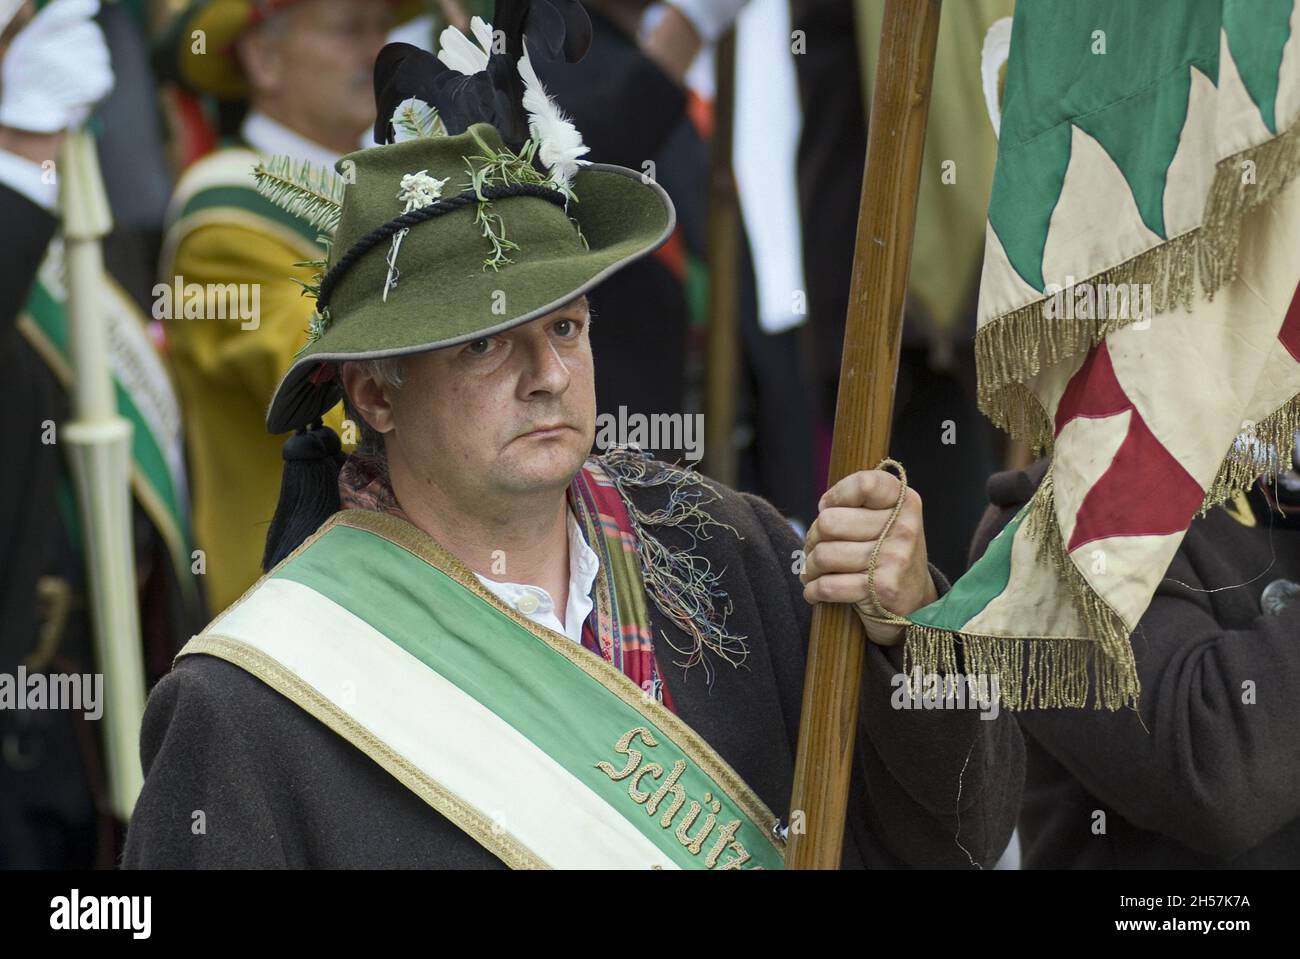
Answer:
[1,0,199,869]
[152,0,421,615]
[647,0,1009,576]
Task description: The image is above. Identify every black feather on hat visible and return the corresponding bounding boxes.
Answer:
[372,1,592,150]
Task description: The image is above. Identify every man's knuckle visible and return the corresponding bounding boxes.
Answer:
[877,540,904,565]
[856,471,875,500]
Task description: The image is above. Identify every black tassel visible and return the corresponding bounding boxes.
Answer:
[262,420,346,572]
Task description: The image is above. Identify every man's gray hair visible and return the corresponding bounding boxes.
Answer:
[341,357,406,462]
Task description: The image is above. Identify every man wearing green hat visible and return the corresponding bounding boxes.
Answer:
[125,2,1024,869]
[155,0,421,616]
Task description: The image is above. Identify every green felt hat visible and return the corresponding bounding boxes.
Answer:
[261,122,675,434]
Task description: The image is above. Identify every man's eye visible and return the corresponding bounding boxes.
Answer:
[554,318,581,337]
[465,338,492,355]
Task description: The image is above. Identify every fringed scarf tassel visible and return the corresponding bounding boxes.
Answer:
[597,447,750,687]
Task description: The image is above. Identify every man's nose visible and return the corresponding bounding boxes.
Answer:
[518,332,571,397]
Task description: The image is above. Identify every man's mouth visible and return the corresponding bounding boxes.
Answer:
[519,423,571,439]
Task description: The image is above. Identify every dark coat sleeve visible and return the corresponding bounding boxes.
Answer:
[0,183,63,673]
[737,491,1025,868]
[0,182,55,331]
[1022,547,1300,859]
[970,465,1300,860]
[121,659,290,868]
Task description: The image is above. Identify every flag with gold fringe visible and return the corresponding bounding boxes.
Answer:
[902,0,1300,710]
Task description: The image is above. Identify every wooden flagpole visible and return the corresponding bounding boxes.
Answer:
[702,30,740,487]
[785,0,942,869]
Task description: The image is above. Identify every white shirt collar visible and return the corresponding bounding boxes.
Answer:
[240,110,343,169]
[473,507,600,646]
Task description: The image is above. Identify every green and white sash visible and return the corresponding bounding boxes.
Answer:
[19,242,200,613]
[180,510,786,870]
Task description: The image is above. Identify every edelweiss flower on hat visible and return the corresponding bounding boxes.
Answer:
[252,0,676,435]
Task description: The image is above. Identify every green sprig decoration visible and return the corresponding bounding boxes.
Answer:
[391,99,447,140]
[291,235,334,356]
[253,156,346,237]
[461,128,587,271]
[296,307,331,358]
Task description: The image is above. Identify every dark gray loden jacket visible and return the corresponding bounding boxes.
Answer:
[122,464,1025,868]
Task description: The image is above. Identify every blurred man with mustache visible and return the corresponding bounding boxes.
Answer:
[154,0,420,615]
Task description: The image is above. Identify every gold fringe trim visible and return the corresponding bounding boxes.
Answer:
[1199,393,1300,514]
[977,116,1300,439]
[1200,114,1300,294]
[991,380,1054,456]
[902,627,1138,711]
[904,466,1141,711]
[976,231,1198,438]
[1020,468,1140,710]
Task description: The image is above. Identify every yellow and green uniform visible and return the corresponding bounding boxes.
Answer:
[160,142,347,616]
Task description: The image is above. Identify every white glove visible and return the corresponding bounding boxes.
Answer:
[0,0,114,133]
[666,0,750,44]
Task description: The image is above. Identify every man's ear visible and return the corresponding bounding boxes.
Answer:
[340,362,396,436]
[235,23,283,94]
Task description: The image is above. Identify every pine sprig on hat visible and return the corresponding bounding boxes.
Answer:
[391,97,447,142]
[253,159,345,354]
[290,236,333,356]
[252,156,347,237]
[290,245,331,303]
[361,4,596,274]
[298,307,331,356]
